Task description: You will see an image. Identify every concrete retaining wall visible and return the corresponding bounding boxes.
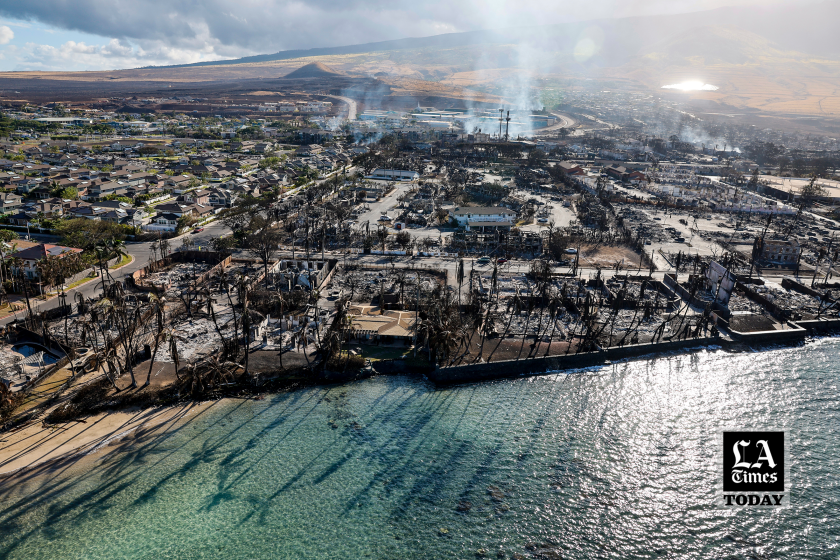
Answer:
[782,277,824,299]
[428,336,721,385]
[726,325,807,344]
[794,318,840,333]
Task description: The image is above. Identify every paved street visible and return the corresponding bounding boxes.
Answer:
[354,182,410,228]
[0,220,232,327]
[326,95,357,121]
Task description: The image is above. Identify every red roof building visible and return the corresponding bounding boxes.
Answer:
[12,243,83,279]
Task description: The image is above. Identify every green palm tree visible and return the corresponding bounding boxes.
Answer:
[108,238,129,267]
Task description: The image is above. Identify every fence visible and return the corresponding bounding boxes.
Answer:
[142,224,177,232]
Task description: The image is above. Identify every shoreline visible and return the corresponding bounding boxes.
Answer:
[2,330,838,481]
[0,401,217,479]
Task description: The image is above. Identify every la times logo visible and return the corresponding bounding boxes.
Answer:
[722,431,787,507]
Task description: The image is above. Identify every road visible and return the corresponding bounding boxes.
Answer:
[327,95,357,121]
[536,112,577,134]
[0,220,232,327]
[352,181,455,243]
[354,183,409,227]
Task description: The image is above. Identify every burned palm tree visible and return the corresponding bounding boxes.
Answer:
[456,259,465,310]
[58,290,70,350]
[239,276,253,382]
[542,296,563,358]
[160,238,171,259]
[617,287,645,347]
[143,296,166,387]
[516,293,536,361]
[169,333,181,380]
[9,257,34,329]
[486,289,521,363]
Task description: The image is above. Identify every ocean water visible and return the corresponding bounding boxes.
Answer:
[1,341,839,559]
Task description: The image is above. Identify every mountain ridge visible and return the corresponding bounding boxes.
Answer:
[157,1,838,71]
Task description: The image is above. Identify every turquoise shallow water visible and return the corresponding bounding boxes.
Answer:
[1,341,839,559]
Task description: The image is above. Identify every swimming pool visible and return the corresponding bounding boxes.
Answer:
[11,343,60,365]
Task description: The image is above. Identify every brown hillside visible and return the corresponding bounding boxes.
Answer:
[282,62,346,79]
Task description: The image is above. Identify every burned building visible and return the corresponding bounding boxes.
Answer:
[755,238,801,267]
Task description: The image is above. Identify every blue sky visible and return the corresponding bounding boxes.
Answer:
[0,0,806,72]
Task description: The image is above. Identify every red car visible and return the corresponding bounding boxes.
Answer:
[192,227,205,234]
[497,258,508,264]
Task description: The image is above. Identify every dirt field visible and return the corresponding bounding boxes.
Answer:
[577,244,644,269]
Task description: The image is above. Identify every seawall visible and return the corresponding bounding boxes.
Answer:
[428,316,840,385]
[428,336,724,385]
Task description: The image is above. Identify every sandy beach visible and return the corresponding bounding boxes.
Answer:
[0,401,219,478]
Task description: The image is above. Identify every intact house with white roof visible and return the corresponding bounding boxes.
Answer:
[449,206,516,232]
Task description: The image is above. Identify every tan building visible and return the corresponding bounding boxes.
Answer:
[348,306,416,344]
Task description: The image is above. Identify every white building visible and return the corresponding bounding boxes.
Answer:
[367,169,419,181]
[449,206,516,232]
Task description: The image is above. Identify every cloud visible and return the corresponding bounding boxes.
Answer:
[0,25,13,44]
[4,38,226,71]
[0,1,800,55]
[0,0,819,71]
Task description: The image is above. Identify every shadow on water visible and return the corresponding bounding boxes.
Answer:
[0,343,838,559]
[0,390,327,555]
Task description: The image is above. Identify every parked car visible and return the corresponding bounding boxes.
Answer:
[476,256,491,264]
[497,258,508,264]
[192,227,204,233]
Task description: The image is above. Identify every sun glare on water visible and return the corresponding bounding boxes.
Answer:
[661,81,719,91]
